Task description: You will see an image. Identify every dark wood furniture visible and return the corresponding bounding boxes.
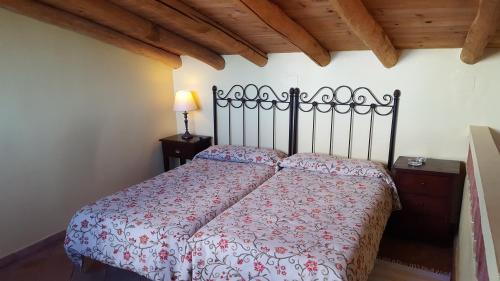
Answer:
[159,134,212,171]
[388,156,465,243]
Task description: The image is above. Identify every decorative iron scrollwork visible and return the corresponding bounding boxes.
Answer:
[214,84,291,111]
[212,84,294,154]
[293,86,400,169]
[297,86,396,116]
[299,85,393,105]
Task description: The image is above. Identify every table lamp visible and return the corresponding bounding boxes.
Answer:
[173,90,198,140]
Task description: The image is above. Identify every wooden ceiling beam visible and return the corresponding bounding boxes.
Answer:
[39,0,225,70]
[330,0,399,68]
[0,0,181,68]
[237,0,331,66]
[461,0,500,64]
[111,0,268,67]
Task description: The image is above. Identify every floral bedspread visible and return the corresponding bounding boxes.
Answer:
[64,158,275,281]
[188,168,397,281]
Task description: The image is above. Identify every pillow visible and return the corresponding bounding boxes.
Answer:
[194,145,287,167]
[280,153,386,175]
[280,153,401,209]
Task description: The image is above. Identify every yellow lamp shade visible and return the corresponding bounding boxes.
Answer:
[173,90,198,112]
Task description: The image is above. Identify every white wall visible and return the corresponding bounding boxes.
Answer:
[173,49,500,162]
[0,9,177,257]
[455,179,477,281]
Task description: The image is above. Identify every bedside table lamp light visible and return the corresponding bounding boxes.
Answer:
[173,90,198,140]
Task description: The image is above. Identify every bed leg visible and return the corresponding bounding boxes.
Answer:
[81,256,104,272]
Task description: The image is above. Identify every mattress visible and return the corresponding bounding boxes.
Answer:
[64,158,276,281]
[188,167,397,281]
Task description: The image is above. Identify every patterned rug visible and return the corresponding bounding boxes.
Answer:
[369,259,451,281]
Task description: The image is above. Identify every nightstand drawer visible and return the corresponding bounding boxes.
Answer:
[398,193,449,217]
[163,142,196,158]
[397,173,452,197]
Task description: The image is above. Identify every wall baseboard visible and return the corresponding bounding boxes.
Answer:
[0,230,66,269]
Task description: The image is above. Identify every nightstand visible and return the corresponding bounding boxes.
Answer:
[387,156,465,243]
[159,134,212,171]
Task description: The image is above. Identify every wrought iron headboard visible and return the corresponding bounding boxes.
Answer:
[212,84,294,155]
[291,86,401,169]
[212,84,400,169]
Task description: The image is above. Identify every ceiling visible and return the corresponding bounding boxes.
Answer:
[183,0,489,53]
[1,0,499,69]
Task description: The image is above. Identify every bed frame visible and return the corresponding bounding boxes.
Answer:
[212,84,401,169]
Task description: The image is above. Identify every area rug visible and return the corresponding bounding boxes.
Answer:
[369,259,451,281]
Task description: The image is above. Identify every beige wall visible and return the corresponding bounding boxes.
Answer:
[0,9,177,258]
[173,50,500,162]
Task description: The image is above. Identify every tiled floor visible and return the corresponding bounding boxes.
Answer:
[378,235,453,273]
[0,240,72,281]
[0,234,452,281]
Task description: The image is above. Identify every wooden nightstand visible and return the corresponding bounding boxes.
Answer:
[159,134,212,171]
[387,156,465,243]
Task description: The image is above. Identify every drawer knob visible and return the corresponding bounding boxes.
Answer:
[175,149,181,154]
[420,182,426,186]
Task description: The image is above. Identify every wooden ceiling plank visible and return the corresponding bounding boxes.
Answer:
[133,0,488,53]
[330,0,399,68]
[237,0,331,66]
[38,0,225,70]
[111,0,268,67]
[0,0,181,68]
[461,0,500,64]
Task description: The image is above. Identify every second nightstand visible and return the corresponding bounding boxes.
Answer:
[159,134,212,171]
[388,156,465,243]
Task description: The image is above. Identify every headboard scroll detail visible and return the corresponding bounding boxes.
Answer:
[292,86,400,169]
[212,84,294,155]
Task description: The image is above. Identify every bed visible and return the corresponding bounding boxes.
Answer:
[186,85,402,281]
[188,154,400,281]
[64,84,293,281]
[64,146,285,280]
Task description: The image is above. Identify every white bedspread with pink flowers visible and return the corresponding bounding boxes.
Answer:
[188,155,399,281]
[64,157,277,281]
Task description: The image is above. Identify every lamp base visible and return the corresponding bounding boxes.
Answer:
[181,131,193,140]
[181,111,193,140]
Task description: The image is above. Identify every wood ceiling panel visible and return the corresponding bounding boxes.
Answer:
[182,0,298,53]
[272,0,364,51]
[182,0,482,52]
[363,0,475,9]
[487,11,500,47]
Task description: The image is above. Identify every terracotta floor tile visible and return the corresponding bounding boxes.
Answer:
[378,235,453,273]
[0,234,453,281]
